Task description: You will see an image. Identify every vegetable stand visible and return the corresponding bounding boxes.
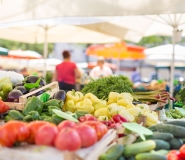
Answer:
[4,81,59,110]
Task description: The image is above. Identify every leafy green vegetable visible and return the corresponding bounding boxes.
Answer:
[122,122,153,141]
[81,75,133,99]
[52,109,79,122]
[176,82,185,105]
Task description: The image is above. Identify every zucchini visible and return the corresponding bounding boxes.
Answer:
[123,140,156,157]
[148,125,157,132]
[155,124,185,138]
[117,156,126,160]
[169,138,183,149]
[165,120,185,127]
[135,153,167,160]
[151,132,173,141]
[153,140,170,151]
[99,144,124,160]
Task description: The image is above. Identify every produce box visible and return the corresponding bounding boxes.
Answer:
[4,81,59,110]
[0,129,117,160]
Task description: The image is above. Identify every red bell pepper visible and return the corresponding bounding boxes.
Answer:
[0,100,9,114]
[167,150,183,160]
[112,114,128,123]
[180,144,185,159]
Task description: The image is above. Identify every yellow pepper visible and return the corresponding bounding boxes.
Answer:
[76,91,84,101]
[127,107,142,118]
[107,103,126,117]
[119,109,135,122]
[93,99,107,110]
[136,104,151,112]
[108,92,120,103]
[66,90,80,104]
[143,112,158,127]
[117,93,133,102]
[126,103,136,109]
[84,93,98,105]
[94,108,109,118]
[117,98,132,107]
[75,98,94,113]
[98,116,109,121]
[65,100,76,112]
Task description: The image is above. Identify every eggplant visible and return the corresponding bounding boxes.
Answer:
[15,86,28,95]
[7,90,23,102]
[25,76,45,86]
[29,88,45,96]
[52,90,66,102]
[15,82,24,87]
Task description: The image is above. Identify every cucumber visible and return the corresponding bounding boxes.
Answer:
[148,125,157,132]
[165,120,185,127]
[181,138,185,144]
[155,124,185,138]
[99,145,124,160]
[118,156,126,160]
[134,135,152,143]
[151,132,173,141]
[135,153,167,160]
[155,150,169,156]
[153,140,170,151]
[169,138,183,149]
[123,140,156,157]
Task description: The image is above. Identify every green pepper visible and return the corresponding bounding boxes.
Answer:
[4,115,13,122]
[43,117,53,123]
[171,112,182,119]
[40,115,50,120]
[7,110,24,120]
[23,111,41,122]
[51,114,64,124]
[43,99,60,109]
[41,112,50,116]
[48,106,61,115]
[22,96,43,115]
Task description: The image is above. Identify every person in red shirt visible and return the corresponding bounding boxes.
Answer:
[52,50,81,91]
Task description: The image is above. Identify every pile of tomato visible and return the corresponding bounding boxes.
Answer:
[0,120,108,151]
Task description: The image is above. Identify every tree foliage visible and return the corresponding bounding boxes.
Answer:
[0,39,54,56]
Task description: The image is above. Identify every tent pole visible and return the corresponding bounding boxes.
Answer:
[170,29,175,97]
[43,26,48,79]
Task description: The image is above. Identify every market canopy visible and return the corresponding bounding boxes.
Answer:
[7,50,42,59]
[0,0,185,23]
[86,42,146,60]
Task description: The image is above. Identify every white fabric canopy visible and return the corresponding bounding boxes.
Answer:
[145,44,185,62]
[0,0,185,23]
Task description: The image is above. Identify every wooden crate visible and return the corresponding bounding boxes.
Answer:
[4,81,59,110]
[0,129,117,160]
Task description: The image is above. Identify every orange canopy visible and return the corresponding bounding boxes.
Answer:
[86,42,146,60]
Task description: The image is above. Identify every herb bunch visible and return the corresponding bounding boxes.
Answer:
[81,75,133,100]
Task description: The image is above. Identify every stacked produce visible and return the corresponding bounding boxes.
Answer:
[0,120,108,151]
[99,120,185,160]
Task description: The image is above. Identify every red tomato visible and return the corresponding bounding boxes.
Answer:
[35,124,58,146]
[84,121,108,140]
[54,127,81,151]
[0,100,9,114]
[27,121,53,144]
[75,124,97,148]
[167,150,182,160]
[0,125,16,147]
[180,144,185,158]
[5,121,30,142]
[58,120,76,131]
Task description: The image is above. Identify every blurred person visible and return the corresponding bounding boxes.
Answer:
[89,56,113,79]
[131,68,141,83]
[52,50,81,91]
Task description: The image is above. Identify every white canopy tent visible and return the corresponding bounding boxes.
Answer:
[0,0,185,24]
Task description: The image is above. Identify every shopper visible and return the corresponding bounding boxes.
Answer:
[52,50,81,91]
[89,57,113,79]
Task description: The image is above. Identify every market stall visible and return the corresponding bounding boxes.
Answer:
[1,70,185,160]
